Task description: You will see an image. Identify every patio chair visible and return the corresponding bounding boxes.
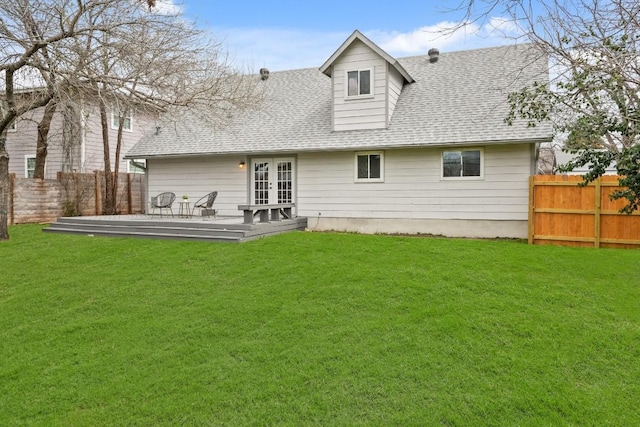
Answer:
[150,192,176,217]
[192,191,218,219]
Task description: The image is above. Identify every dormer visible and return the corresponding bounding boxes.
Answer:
[320,30,414,132]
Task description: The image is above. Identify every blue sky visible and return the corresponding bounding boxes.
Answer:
[160,0,521,71]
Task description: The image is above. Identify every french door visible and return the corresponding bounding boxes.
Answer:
[251,158,295,205]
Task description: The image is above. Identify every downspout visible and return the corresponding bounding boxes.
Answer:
[80,103,86,172]
[143,160,148,214]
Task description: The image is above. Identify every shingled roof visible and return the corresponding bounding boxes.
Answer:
[126,43,551,159]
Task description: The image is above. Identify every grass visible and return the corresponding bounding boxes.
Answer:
[1,224,639,426]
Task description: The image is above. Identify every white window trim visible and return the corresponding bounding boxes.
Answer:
[7,120,17,132]
[111,106,133,132]
[355,151,384,183]
[441,147,484,180]
[345,67,374,100]
[25,155,37,178]
[127,159,146,174]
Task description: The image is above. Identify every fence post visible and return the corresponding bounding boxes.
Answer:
[594,178,601,249]
[127,173,133,214]
[94,170,102,215]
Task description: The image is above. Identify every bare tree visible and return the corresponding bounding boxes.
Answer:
[0,0,155,239]
[0,0,261,238]
[449,0,640,212]
[60,103,82,173]
[59,1,262,214]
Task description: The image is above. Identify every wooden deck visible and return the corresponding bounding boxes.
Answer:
[43,215,308,243]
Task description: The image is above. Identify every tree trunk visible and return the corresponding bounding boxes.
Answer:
[112,116,125,214]
[99,101,114,215]
[0,134,10,240]
[34,100,58,179]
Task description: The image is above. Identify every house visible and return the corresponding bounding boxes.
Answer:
[536,146,557,174]
[554,150,617,175]
[126,30,552,239]
[6,99,153,179]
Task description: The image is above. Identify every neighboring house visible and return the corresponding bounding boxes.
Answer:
[554,150,617,175]
[126,30,552,238]
[536,146,557,174]
[6,99,153,179]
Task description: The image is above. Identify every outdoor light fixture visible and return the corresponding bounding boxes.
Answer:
[238,161,246,169]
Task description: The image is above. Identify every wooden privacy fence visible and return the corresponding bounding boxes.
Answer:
[9,171,146,225]
[529,175,640,249]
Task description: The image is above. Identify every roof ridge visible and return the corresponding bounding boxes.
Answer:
[397,42,536,61]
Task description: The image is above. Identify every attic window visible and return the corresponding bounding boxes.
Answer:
[347,69,372,97]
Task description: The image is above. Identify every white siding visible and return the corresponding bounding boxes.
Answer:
[6,102,155,179]
[82,110,107,173]
[6,110,66,179]
[332,40,388,131]
[147,156,248,217]
[387,65,404,124]
[146,144,533,236]
[297,144,533,221]
[81,104,155,174]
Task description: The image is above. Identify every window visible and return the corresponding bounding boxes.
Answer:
[442,148,483,179]
[8,120,16,132]
[25,155,36,178]
[355,151,384,182]
[347,69,372,97]
[127,159,146,174]
[111,106,132,131]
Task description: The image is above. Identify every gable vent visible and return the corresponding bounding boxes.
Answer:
[428,48,439,63]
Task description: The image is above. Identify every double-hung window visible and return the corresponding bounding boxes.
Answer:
[355,151,384,182]
[347,69,372,97]
[442,148,483,179]
[25,155,36,178]
[111,106,132,131]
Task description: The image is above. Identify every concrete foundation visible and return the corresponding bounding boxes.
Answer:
[307,217,527,239]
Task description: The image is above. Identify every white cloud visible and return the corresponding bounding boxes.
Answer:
[369,22,482,55]
[369,18,523,57]
[152,0,182,15]
[483,17,525,38]
[212,17,523,72]
[214,28,351,72]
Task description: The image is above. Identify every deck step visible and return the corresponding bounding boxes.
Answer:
[46,223,246,239]
[44,226,241,242]
[44,216,308,243]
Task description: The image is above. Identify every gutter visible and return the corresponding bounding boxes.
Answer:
[125,137,552,160]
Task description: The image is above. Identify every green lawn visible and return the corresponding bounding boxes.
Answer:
[1,225,639,426]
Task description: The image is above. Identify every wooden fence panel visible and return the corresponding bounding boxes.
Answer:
[10,175,64,224]
[529,175,640,249]
[10,172,146,225]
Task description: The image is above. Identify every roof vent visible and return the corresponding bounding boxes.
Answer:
[428,48,439,63]
[259,68,270,80]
